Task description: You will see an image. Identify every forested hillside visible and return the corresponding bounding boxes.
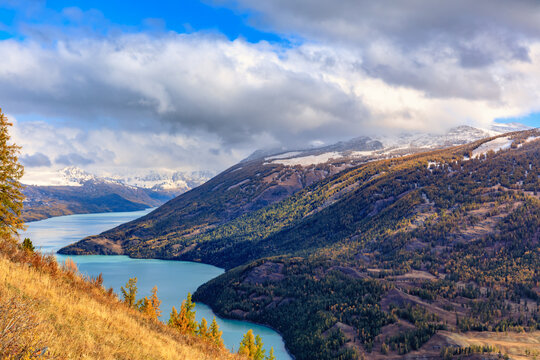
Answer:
[22,181,173,222]
[62,129,540,359]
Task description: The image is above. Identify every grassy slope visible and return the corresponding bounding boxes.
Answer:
[0,242,237,359]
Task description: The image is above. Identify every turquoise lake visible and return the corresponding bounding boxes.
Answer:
[24,209,291,359]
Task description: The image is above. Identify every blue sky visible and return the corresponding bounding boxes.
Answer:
[498,113,540,128]
[1,0,539,179]
[0,0,284,42]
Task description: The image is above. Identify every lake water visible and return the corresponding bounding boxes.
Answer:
[23,209,291,359]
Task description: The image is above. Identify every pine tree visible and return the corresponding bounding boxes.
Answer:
[266,348,276,360]
[149,286,161,319]
[120,278,141,308]
[209,317,224,347]
[168,293,198,334]
[0,110,25,239]
[197,318,209,338]
[238,329,258,358]
[168,306,180,327]
[238,330,272,360]
[21,238,34,252]
[139,296,152,316]
[180,293,198,334]
[254,334,265,360]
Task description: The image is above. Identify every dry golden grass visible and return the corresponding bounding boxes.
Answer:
[441,330,540,360]
[0,240,240,360]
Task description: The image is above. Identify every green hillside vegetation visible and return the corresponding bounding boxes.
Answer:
[62,129,540,359]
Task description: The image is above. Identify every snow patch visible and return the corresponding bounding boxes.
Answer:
[471,137,513,158]
[271,152,342,166]
[265,151,303,161]
[524,135,540,144]
[348,150,375,157]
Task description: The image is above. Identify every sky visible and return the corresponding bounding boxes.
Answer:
[1,0,540,183]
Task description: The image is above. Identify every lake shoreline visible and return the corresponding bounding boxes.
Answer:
[23,209,291,359]
[56,252,296,359]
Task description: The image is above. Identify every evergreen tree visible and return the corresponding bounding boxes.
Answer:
[0,110,25,239]
[168,306,180,327]
[180,292,197,334]
[197,318,209,338]
[209,317,224,347]
[238,330,259,358]
[139,296,152,316]
[238,330,273,360]
[254,334,265,360]
[149,286,162,319]
[21,238,34,252]
[120,278,141,308]
[168,293,198,334]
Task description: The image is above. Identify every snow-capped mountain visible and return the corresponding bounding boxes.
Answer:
[22,168,213,222]
[250,123,532,167]
[118,170,213,193]
[23,167,213,194]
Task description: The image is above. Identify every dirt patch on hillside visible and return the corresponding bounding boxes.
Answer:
[381,288,457,325]
[243,262,285,285]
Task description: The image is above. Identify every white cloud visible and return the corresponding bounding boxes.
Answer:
[1,17,540,180]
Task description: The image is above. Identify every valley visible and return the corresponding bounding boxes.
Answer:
[60,128,540,359]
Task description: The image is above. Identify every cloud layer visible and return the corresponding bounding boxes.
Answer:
[2,1,540,179]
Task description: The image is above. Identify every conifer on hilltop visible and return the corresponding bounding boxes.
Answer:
[168,293,198,334]
[139,287,161,321]
[0,110,25,240]
[197,318,209,338]
[120,278,141,308]
[209,317,224,347]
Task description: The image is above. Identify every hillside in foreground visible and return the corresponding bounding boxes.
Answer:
[0,238,237,360]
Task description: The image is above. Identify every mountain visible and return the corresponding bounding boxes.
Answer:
[22,167,212,222]
[60,124,516,257]
[60,126,540,359]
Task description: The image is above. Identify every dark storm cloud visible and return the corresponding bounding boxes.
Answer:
[20,152,51,167]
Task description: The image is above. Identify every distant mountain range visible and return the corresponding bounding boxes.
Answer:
[60,123,540,359]
[22,167,212,222]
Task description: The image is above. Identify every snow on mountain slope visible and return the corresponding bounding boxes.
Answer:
[471,137,514,158]
[261,123,530,168]
[270,152,342,166]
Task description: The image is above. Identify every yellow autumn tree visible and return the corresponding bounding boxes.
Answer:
[209,317,224,347]
[0,109,25,240]
[238,330,272,360]
[197,318,209,338]
[139,286,162,320]
[168,293,198,334]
